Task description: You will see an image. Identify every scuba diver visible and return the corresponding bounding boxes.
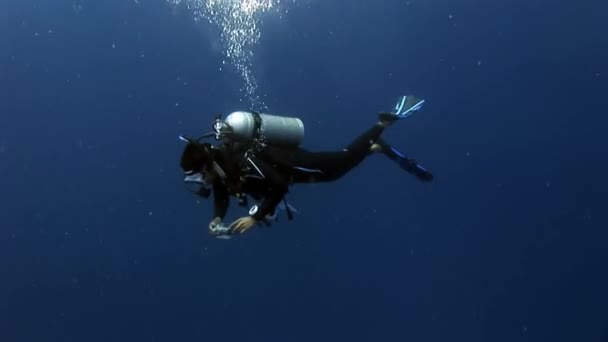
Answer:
[179,95,433,238]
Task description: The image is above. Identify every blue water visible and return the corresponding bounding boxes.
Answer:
[1,0,607,341]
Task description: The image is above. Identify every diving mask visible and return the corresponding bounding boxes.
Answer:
[184,171,206,185]
[183,171,212,198]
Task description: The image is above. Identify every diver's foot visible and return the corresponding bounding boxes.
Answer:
[378,112,399,127]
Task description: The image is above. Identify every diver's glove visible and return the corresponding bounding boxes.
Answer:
[208,217,233,239]
[229,216,259,234]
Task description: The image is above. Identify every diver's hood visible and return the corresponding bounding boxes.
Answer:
[178,115,234,200]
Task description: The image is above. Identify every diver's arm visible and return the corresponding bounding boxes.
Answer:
[212,181,230,219]
[253,186,287,221]
[248,158,289,221]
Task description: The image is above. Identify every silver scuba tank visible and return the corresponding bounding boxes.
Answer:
[219,111,305,148]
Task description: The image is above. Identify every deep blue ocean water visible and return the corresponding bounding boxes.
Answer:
[1,0,607,341]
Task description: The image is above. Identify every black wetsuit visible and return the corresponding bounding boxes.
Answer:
[210,124,385,221]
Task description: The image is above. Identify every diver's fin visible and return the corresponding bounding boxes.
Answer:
[397,156,434,182]
[379,95,425,123]
[376,138,434,182]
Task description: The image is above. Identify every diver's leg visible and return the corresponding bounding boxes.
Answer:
[321,123,388,178]
[287,124,386,182]
[289,95,427,182]
[304,94,425,169]
[343,123,385,155]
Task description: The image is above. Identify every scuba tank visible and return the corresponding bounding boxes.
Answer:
[214,111,305,148]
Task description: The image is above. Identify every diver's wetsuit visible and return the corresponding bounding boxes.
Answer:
[261,124,384,182]
[210,124,385,221]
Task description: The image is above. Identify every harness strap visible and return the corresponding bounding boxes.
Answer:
[240,111,267,180]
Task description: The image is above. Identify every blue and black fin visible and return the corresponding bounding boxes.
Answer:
[376,138,434,182]
[378,95,426,124]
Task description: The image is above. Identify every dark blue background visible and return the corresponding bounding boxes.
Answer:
[1,0,607,341]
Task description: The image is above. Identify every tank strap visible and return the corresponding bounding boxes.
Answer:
[239,111,267,181]
[251,111,262,133]
[251,111,266,147]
